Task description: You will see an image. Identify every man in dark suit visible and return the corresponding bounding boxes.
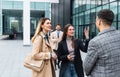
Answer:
[84,9,120,77]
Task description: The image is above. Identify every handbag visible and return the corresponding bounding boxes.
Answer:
[24,54,44,72]
[24,35,44,72]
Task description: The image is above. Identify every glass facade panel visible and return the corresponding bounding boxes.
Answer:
[73,16,76,26]
[78,26,84,40]
[30,17,39,36]
[31,2,50,10]
[102,0,109,4]
[75,25,78,38]
[72,0,120,40]
[110,0,116,2]
[85,10,90,24]
[96,0,102,6]
[118,2,120,21]
[2,1,23,9]
[110,2,117,21]
[75,14,79,26]
[112,21,117,28]
[79,13,84,25]
[2,1,13,9]
[1,0,51,36]
[90,24,96,39]
[96,6,102,15]
[91,0,96,8]
[90,9,96,23]
[13,1,23,9]
[103,4,109,9]
[3,16,22,34]
[86,0,90,10]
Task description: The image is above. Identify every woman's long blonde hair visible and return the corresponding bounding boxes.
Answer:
[31,18,50,43]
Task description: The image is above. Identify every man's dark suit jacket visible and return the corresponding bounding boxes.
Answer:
[57,39,89,77]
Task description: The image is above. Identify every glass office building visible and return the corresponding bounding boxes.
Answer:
[0,0,52,37]
[72,0,120,40]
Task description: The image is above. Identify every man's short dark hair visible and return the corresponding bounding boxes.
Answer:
[56,24,60,26]
[97,9,114,25]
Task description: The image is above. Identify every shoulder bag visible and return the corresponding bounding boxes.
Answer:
[24,35,44,72]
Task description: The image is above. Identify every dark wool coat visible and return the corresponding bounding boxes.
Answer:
[57,39,89,77]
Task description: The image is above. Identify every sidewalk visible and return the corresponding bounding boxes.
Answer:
[0,39,86,77]
[0,40,59,77]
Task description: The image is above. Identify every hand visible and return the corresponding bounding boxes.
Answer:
[55,39,58,43]
[52,52,57,60]
[84,27,89,39]
[67,54,74,61]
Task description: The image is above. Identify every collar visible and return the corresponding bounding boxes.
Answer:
[40,31,50,39]
[66,36,72,40]
[97,27,116,36]
[40,32,46,39]
[56,30,60,32]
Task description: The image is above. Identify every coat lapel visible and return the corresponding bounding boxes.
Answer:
[45,38,51,47]
[63,41,69,54]
[40,32,51,47]
[74,39,77,53]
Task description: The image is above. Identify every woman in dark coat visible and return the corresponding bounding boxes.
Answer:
[57,24,89,77]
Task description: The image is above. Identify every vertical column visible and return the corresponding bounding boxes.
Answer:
[0,0,2,35]
[23,0,30,45]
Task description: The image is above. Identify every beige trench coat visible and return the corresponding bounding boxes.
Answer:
[31,32,56,77]
[50,30,63,50]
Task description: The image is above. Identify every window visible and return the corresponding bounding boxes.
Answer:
[110,2,117,21]
[102,0,109,4]
[103,4,109,9]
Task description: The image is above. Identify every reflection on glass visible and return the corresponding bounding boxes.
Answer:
[73,0,119,39]
[109,0,116,2]
[96,0,102,6]
[2,1,13,9]
[103,4,109,9]
[73,16,76,26]
[91,9,96,23]
[85,10,90,24]
[118,2,120,21]
[79,13,84,25]
[78,26,83,40]
[110,2,117,21]
[102,0,109,4]
[13,1,23,9]
[96,6,102,15]
[91,0,96,8]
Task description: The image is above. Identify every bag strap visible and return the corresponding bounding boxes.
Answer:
[38,35,43,53]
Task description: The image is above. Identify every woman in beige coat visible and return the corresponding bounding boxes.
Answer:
[31,18,57,77]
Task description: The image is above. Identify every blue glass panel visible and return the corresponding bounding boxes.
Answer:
[2,1,13,9]
[13,1,23,9]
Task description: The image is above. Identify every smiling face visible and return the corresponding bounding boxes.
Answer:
[67,26,75,37]
[42,19,51,33]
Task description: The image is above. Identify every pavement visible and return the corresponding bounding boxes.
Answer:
[0,36,87,77]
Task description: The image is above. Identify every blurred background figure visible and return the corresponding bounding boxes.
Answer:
[50,24,63,70]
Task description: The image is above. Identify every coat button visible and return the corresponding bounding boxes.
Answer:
[46,63,48,65]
